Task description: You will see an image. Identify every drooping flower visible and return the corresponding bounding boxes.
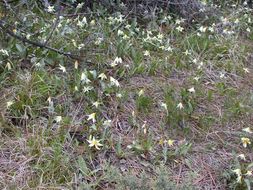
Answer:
[232,169,242,183]
[177,102,184,110]
[242,127,253,134]
[98,73,107,80]
[110,76,120,87]
[59,64,66,73]
[87,113,96,123]
[241,137,251,148]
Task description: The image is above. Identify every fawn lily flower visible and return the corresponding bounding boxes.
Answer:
[188,87,195,93]
[168,139,175,147]
[241,137,251,148]
[92,101,100,108]
[110,76,120,87]
[232,169,242,183]
[74,61,79,69]
[103,120,112,127]
[98,73,107,80]
[242,127,253,134]
[138,89,144,96]
[177,102,184,110]
[6,101,14,108]
[246,171,252,176]
[81,72,91,84]
[59,64,66,73]
[83,86,93,93]
[87,113,96,123]
[243,68,250,73]
[55,116,62,123]
[238,154,246,161]
[176,26,184,32]
[87,135,103,150]
[144,50,150,56]
[47,6,55,13]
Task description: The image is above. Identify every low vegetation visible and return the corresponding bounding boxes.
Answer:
[0,1,253,189]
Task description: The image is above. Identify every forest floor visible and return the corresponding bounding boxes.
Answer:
[0,2,253,189]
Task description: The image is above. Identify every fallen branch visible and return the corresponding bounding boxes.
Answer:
[0,20,82,60]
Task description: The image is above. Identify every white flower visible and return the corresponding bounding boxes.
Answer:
[92,101,100,108]
[199,26,207,33]
[116,93,122,98]
[242,127,253,134]
[184,50,191,55]
[76,3,84,9]
[138,89,144,96]
[110,57,122,67]
[188,87,195,93]
[81,72,91,84]
[237,154,246,161]
[176,26,184,32]
[117,30,124,36]
[110,76,120,87]
[87,113,96,123]
[103,120,112,127]
[47,6,55,13]
[177,102,184,110]
[74,86,78,91]
[161,102,167,109]
[0,49,9,56]
[87,135,103,150]
[194,76,200,81]
[232,169,242,183]
[98,73,107,80]
[144,50,150,56]
[74,61,79,69]
[90,20,95,26]
[243,68,250,73]
[246,171,252,176]
[55,116,62,123]
[83,86,93,93]
[246,28,251,33]
[6,62,11,70]
[59,64,66,73]
[6,101,14,108]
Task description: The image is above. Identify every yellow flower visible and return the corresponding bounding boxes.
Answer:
[87,113,96,123]
[87,135,103,150]
[241,137,251,148]
[168,139,175,147]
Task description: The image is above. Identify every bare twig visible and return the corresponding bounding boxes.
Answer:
[0,20,82,60]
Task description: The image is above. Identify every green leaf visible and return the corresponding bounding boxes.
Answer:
[15,43,24,52]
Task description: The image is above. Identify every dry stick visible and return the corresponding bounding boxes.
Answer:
[0,20,82,60]
[44,0,62,46]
